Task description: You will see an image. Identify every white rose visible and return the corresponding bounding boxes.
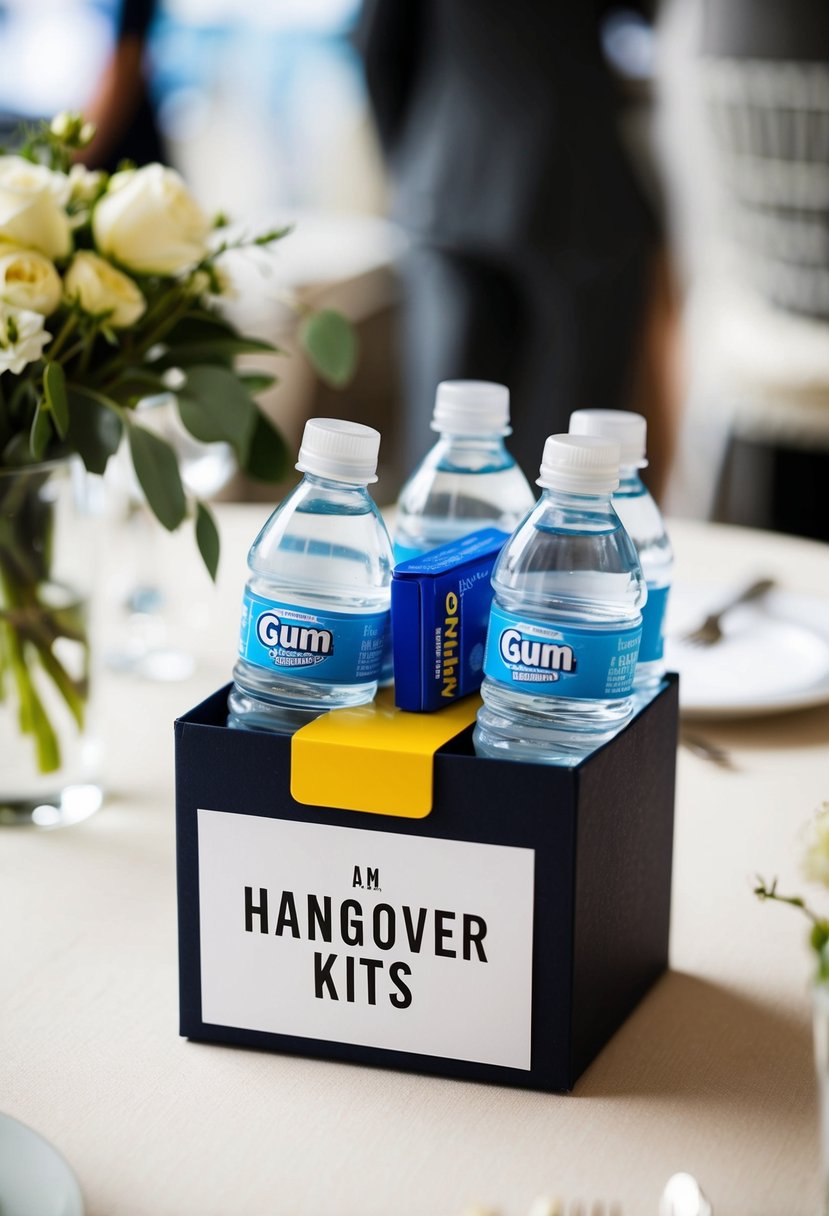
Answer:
[92,164,210,275]
[0,247,62,315]
[64,251,146,328]
[0,304,50,374]
[0,156,71,259]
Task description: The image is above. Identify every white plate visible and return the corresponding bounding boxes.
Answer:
[0,1112,84,1216]
[664,584,829,719]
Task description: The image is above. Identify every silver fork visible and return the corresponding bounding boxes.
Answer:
[680,577,776,647]
[679,731,736,770]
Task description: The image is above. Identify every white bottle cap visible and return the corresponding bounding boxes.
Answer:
[295,418,380,484]
[568,408,648,468]
[431,380,511,436]
[537,433,621,494]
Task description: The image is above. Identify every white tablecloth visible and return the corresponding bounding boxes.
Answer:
[3,509,828,1216]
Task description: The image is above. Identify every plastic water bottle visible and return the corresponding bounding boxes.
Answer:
[569,409,673,689]
[393,380,536,561]
[228,418,393,734]
[474,434,646,766]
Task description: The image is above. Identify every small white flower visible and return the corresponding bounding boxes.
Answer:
[0,303,50,374]
[64,250,146,328]
[162,367,186,391]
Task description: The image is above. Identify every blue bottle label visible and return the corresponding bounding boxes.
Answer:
[483,604,642,699]
[239,590,388,684]
[639,583,669,663]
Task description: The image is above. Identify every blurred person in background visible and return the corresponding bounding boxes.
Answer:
[0,0,164,169]
[79,0,166,171]
[358,1,681,498]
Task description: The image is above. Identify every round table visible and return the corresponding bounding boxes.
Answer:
[2,509,827,1216]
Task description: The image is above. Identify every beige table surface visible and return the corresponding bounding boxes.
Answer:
[3,508,829,1216]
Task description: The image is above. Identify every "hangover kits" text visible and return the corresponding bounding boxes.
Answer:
[243,885,489,1009]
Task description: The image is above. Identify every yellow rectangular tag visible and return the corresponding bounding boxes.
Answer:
[290,688,480,818]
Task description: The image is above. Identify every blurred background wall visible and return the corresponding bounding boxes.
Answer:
[0,0,827,539]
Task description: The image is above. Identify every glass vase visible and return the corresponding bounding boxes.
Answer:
[814,983,829,1216]
[0,459,101,827]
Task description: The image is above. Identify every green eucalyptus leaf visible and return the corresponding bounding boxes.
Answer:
[107,368,168,402]
[157,336,281,368]
[165,313,237,343]
[253,225,293,246]
[239,371,278,395]
[299,308,357,387]
[127,423,187,532]
[156,314,279,362]
[43,362,69,438]
[244,408,290,483]
[177,364,258,462]
[29,401,51,461]
[65,387,123,474]
[195,500,220,582]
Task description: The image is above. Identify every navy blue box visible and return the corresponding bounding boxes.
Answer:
[175,676,677,1093]
[392,528,508,712]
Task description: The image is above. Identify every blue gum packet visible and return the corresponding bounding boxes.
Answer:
[391,528,509,712]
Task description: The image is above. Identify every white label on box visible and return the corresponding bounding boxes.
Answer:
[197,809,535,1070]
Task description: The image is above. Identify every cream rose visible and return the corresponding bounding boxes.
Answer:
[0,247,62,315]
[64,251,146,328]
[0,156,71,259]
[92,164,210,275]
[0,303,50,374]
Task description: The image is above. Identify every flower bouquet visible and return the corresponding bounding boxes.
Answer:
[755,805,829,979]
[0,114,353,798]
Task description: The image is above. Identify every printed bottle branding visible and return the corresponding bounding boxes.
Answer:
[638,583,669,663]
[441,590,460,698]
[239,589,388,684]
[255,610,333,666]
[483,603,642,699]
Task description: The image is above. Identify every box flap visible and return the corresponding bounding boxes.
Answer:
[290,687,480,817]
